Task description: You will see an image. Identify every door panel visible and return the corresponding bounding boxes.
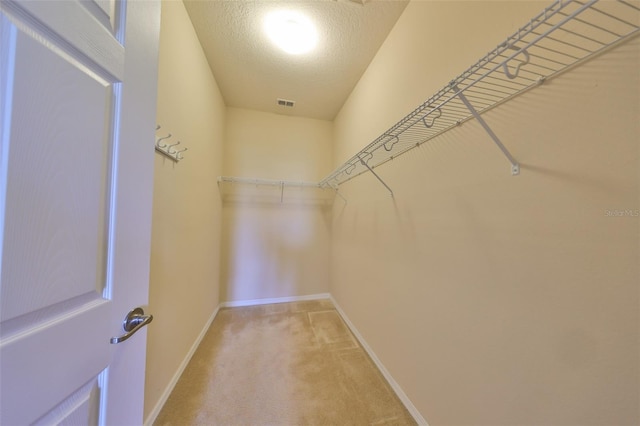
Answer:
[33,378,101,426]
[1,25,112,321]
[11,0,124,79]
[1,302,110,425]
[81,0,118,34]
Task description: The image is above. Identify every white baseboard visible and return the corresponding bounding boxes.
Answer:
[329,295,429,426]
[143,306,220,426]
[220,292,331,308]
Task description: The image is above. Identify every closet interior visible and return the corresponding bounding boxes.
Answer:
[146,0,640,424]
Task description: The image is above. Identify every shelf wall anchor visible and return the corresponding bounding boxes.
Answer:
[451,83,520,176]
[359,155,394,197]
[280,181,284,203]
[334,188,347,204]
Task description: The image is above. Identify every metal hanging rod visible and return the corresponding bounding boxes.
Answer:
[155,125,187,162]
[217,176,322,188]
[217,176,332,204]
[319,0,640,188]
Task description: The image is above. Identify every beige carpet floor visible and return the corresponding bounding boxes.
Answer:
[154,299,416,425]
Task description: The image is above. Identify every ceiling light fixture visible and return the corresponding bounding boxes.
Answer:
[264,10,318,55]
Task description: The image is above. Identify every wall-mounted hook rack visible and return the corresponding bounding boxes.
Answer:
[155,125,187,162]
[175,147,188,160]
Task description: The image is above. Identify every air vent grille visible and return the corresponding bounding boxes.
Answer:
[277,98,295,108]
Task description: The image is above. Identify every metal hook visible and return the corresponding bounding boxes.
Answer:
[360,151,373,165]
[156,133,172,148]
[422,108,442,128]
[176,147,188,160]
[166,140,181,154]
[383,135,399,152]
[345,163,356,175]
[502,45,530,79]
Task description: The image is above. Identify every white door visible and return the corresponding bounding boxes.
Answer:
[0,0,159,424]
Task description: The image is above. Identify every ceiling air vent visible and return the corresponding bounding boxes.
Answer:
[277,98,295,108]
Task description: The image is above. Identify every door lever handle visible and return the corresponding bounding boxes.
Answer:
[110,307,153,344]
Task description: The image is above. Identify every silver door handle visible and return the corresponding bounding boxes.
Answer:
[110,307,153,344]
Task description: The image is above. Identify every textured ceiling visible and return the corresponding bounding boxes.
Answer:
[183,0,409,121]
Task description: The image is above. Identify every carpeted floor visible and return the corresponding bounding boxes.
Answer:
[154,299,417,425]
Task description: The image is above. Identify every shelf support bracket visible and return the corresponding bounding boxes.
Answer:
[334,188,347,204]
[359,156,394,197]
[451,83,520,175]
[280,181,284,203]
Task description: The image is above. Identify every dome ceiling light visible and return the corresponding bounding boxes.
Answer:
[264,10,318,55]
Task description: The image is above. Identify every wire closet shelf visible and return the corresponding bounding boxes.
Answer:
[318,0,640,190]
[216,176,334,203]
[217,176,321,188]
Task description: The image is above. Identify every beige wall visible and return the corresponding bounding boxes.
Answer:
[144,1,639,423]
[144,1,225,422]
[331,2,639,425]
[220,108,332,302]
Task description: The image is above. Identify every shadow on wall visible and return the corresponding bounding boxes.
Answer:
[220,190,333,303]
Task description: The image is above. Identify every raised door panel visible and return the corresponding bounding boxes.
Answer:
[0,302,110,425]
[81,0,118,34]
[32,379,102,426]
[11,0,124,79]
[1,25,112,322]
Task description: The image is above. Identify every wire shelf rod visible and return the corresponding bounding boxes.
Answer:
[476,74,530,88]
[504,58,560,74]
[467,85,527,98]
[557,12,629,38]
[533,36,605,58]
[514,45,580,62]
[469,81,528,96]
[551,25,611,47]
[466,84,518,98]
[589,5,640,28]
[517,53,570,69]
[619,0,640,12]
[528,32,596,53]
[217,176,322,188]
